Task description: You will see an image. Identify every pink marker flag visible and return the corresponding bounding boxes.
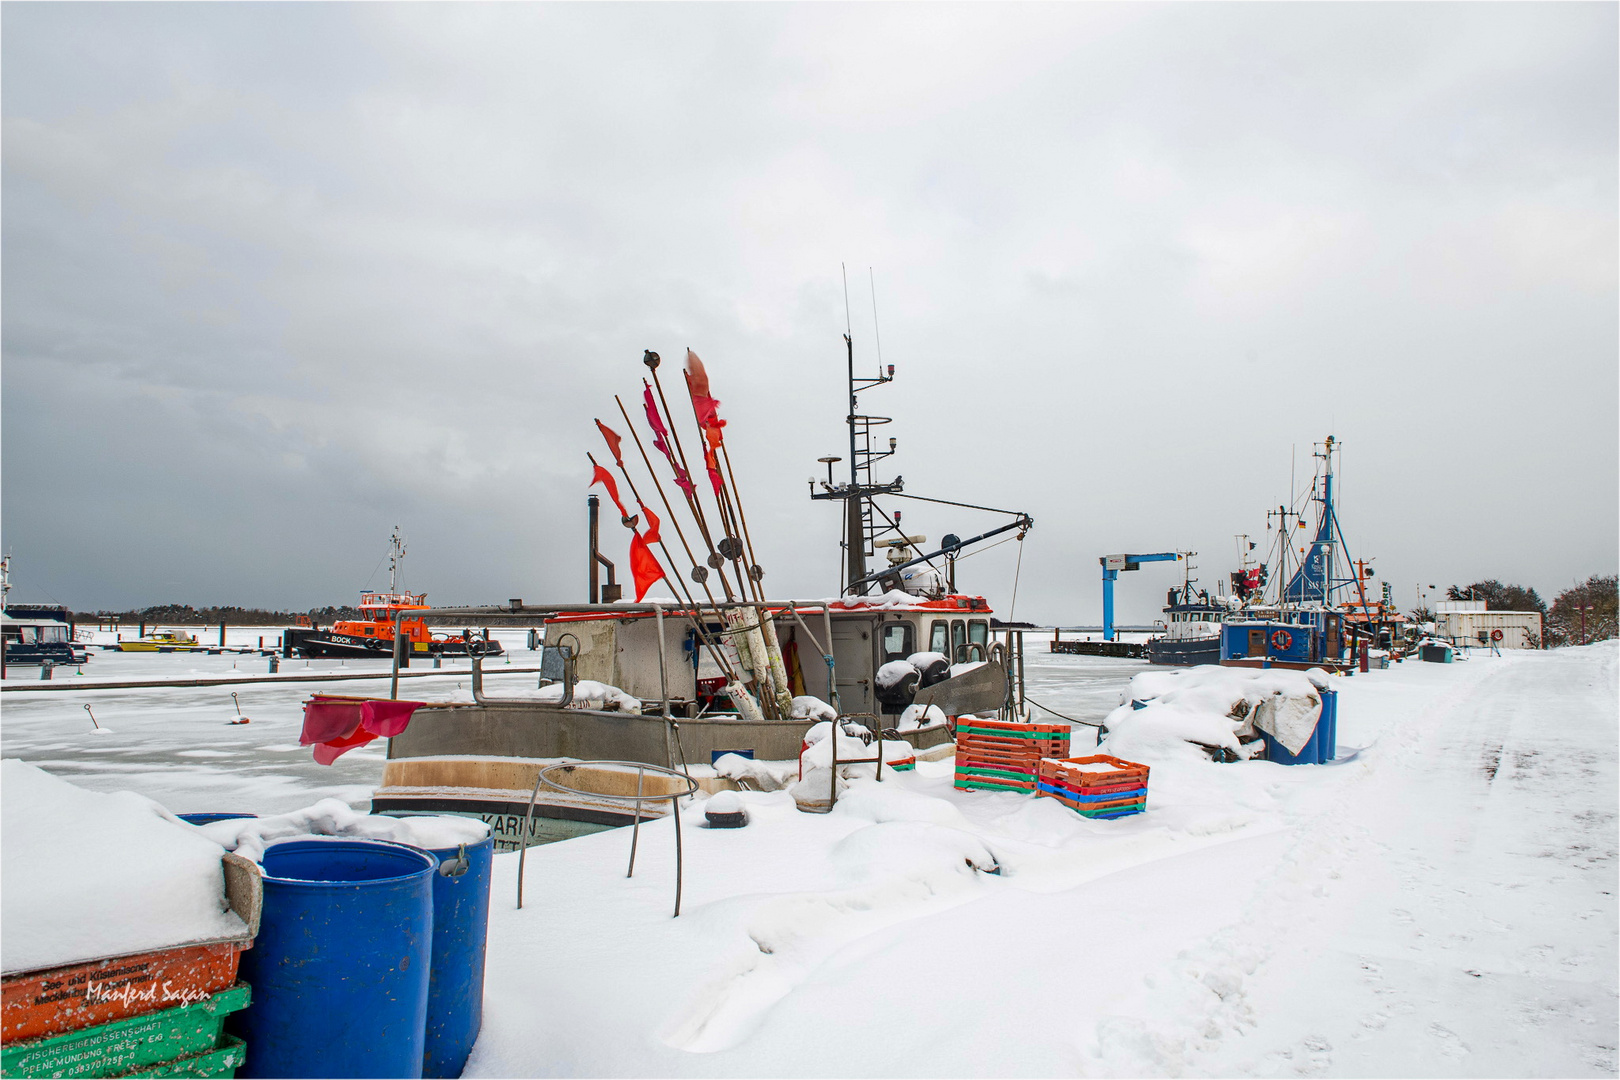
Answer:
[643,381,695,498]
[302,696,425,764]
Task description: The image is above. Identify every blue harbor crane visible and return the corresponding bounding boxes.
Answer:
[1100,552,1185,641]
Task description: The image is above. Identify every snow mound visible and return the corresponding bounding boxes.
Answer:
[789,695,836,722]
[533,680,641,712]
[705,790,743,815]
[2,760,246,974]
[196,797,490,864]
[1100,666,1325,761]
[897,703,946,730]
[830,820,1000,881]
[712,754,796,792]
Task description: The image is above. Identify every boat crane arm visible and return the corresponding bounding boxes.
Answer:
[845,513,1033,592]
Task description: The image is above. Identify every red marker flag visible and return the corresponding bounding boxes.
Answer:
[590,462,631,520]
[703,443,724,496]
[595,419,625,466]
[685,349,726,450]
[629,509,666,602]
[643,382,695,498]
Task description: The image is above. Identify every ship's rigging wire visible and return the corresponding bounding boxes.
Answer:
[1025,696,1102,728]
[950,532,1019,562]
[360,548,392,593]
[1008,533,1026,621]
[889,492,1026,517]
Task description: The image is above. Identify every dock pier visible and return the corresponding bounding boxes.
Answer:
[1048,626,1160,660]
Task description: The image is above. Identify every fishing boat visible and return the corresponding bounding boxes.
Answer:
[1219,436,1380,671]
[361,338,1036,847]
[1143,552,1231,667]
[281,530,504,661]
[0,557,91,669]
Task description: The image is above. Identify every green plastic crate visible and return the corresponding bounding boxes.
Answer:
[1,984,249,1079]
[120,1035,246,1078]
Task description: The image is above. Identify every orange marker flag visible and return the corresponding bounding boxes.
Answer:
[595,419,625,467]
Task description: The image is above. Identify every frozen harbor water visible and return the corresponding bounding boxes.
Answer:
[0,630,1146,813]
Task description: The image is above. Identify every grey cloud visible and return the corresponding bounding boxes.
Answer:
[3,2,1614,621]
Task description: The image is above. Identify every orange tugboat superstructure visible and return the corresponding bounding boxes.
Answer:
[281,530,503,660]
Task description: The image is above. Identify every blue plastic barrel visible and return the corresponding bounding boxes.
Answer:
[178,812,258,825]
[1318,689,1338,762]
[231,839,436,1079]
[1260,688,1338,765]
[422,837,494,1079]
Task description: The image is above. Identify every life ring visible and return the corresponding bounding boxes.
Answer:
[1490,629,1504,642]
[1270,629,1293,651]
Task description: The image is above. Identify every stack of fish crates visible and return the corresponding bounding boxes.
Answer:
[1,853,259,1079]
[953,718,1071,792]
[1034,754,1150,819]
[1,983,250,1078]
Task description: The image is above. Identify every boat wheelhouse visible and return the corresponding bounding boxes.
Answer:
[2,605,89,668]
[1145,582,1228,667]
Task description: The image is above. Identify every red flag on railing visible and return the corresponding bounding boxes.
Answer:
[643,382,695,498]
[595,419,625,467]
[685,349,726,450]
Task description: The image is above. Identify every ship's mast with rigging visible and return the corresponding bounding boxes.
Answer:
[387,527,406,596]
[810,332,902,594]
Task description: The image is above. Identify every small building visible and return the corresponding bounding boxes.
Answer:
[1434,600,1542,649]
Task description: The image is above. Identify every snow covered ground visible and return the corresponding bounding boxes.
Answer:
[463,644,1617,1078]
[4,639,1614,1076]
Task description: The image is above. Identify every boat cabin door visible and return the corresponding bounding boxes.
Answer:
[831,618,875,714]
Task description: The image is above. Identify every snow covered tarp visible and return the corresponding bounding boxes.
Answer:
[1101,666,1331,760]
[1,760,247,974]
[195,797,490,863]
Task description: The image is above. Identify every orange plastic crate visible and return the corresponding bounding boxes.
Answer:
[2,941,248,1045]
[1037,754,1150,788]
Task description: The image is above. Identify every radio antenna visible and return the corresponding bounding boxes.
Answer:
[841,263,852,337]
[869,266,883,368]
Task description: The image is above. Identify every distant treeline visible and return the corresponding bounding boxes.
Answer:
[73,604,363,626]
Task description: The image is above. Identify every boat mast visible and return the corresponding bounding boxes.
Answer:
[388,527,406,595]
[811,275,900,595]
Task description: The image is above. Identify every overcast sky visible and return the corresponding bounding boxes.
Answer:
[3,2,1615,624]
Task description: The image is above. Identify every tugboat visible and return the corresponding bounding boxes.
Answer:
[281,530,504,660]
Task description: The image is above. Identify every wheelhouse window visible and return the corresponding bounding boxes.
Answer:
[881,622,914,665]
[929,620,949,655]
[951,620,967,662]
